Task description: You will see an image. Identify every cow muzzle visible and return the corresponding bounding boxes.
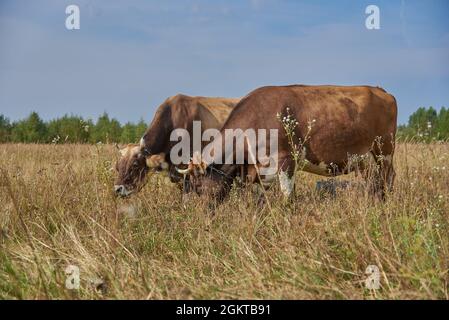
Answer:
[114,185,133,197]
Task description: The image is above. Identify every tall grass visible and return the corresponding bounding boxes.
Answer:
[0,143,448,299]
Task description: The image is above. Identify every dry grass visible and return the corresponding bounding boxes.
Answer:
[0,143,448,299]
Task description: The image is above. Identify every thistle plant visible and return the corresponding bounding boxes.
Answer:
[277,107,316,193]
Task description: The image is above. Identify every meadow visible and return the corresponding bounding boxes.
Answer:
[0,143,447,299]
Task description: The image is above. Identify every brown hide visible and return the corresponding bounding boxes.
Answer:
[192,85,397,200]
[212,85,396,170]
[114,94,239,195]
[141,94,239,157]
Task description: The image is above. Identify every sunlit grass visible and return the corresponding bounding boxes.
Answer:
[0,143,448,299]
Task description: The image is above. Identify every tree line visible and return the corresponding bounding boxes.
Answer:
[397,107,449,141]
[0,112,147,144]
[1,107,448,144]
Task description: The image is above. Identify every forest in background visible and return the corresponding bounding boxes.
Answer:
[1,106,449,144]
[0,112,147,144]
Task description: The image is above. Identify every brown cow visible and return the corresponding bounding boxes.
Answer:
[178,85,397,202]
[114,94,239,197]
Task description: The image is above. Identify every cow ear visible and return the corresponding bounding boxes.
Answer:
[119,147,128,157]
[146,153,167,169]
[114,143,127,155]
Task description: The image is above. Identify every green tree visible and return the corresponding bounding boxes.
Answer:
[0,114,11,143]
[11,112,48,143]
[436,107,449,139]
[1,111,152,144]
[120,122,137,143]
[135,118,147,138]
[47,115,92,143]
[91,112,122,143]
[398,106,449,141]
[119,119,147,144]
[408,106,437,134]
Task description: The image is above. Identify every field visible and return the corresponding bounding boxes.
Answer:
[0,143,448,299]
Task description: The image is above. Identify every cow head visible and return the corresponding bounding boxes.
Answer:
[176,153,233,201]
[114,143,168,197]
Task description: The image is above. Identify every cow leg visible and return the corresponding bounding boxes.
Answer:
[375,135,395,200]
[363,151,395,201]
[243,164,270,205]
[379,153,395,196]
[252,184,267,207]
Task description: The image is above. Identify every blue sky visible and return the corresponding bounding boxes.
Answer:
[0,0,448,124]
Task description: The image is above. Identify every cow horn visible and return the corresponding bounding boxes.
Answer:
[175,167,190,175]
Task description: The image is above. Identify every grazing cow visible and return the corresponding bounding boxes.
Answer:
[177,85,397,203]
[114,94,239,197]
